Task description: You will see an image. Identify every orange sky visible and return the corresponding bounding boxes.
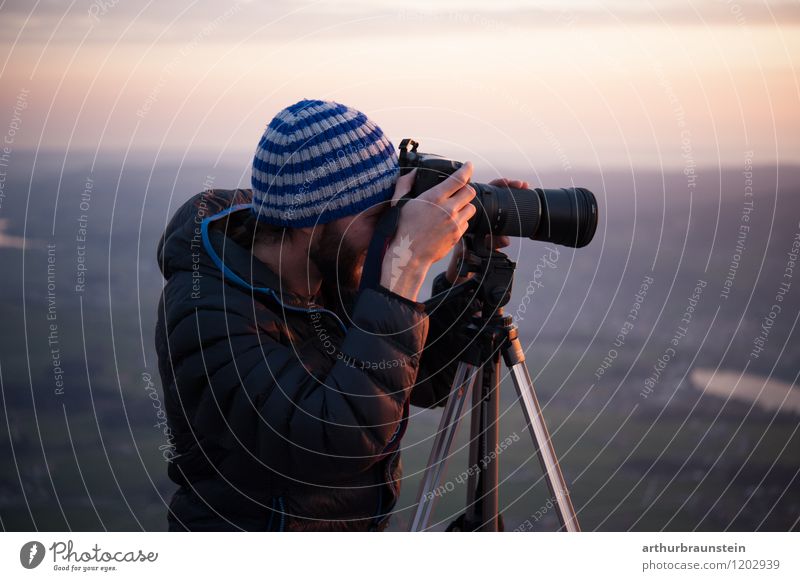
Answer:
[1,0,798,169]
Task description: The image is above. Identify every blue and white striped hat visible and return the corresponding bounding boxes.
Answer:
[251,99,399,227]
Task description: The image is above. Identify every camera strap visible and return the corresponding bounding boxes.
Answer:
[358,200,408,293]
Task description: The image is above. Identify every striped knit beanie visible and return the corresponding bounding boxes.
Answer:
[251,99,399,227]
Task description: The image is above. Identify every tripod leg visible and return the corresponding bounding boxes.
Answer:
[463,363,484,524]
[508,361,581,532]
[464,357,501,531]
[479,356,501,531]
[409,361,478,531]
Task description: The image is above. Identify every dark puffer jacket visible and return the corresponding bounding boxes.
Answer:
[155,188,472,531]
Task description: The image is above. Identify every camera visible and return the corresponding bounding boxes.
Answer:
[398,138,598,248]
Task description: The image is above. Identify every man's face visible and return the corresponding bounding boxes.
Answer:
[310,202,388,295]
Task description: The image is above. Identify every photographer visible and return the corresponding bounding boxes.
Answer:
[154,99,523,531]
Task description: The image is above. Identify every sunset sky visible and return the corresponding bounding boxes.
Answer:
[1,0,798,170]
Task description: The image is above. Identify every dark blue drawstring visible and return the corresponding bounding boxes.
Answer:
[266,497,286,531]
[267,497,276,531]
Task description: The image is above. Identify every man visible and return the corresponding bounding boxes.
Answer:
[155,99,527,531]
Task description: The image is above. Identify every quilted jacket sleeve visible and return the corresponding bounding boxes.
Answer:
[256,285,427,484]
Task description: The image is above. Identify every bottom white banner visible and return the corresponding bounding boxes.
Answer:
[1,532,797,580]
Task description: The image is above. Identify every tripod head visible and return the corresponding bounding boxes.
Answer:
[426,232,517,317]
[422,231,528,372]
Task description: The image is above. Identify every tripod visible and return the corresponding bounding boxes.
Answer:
[409,238,580,532]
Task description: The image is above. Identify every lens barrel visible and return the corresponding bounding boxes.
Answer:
[469,184,598,249]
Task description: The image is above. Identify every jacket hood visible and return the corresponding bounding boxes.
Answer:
[157,188,244,278]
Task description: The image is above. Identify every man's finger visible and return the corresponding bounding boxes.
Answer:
[425,161,473,202]
[449,184,477,211]
[484,234,511,249]
[489,177,527,190]
[457,200,477,224]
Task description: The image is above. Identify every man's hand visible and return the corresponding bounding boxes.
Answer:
[380,163,477,302]
[444,177,529,284]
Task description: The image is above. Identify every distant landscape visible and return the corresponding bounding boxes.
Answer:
[0,150,797,531]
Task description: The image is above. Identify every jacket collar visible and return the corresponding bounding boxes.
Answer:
[201,203,319,308]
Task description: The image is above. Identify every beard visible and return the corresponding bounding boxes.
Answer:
[310,223,366,315]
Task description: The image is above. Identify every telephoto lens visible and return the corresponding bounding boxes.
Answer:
[468,183,598,248]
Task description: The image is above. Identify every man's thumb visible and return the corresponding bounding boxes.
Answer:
[390,168,417,206]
